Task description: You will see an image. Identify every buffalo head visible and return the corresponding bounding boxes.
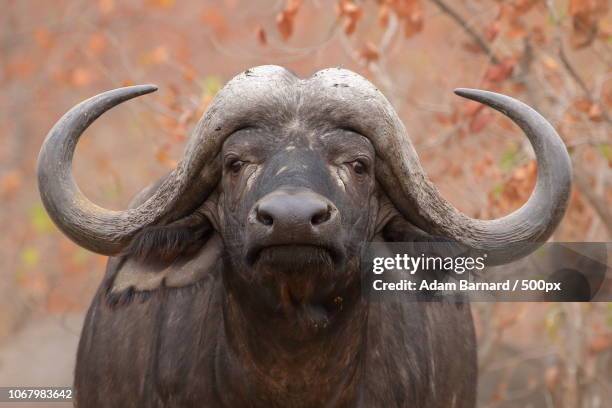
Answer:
[37,66,571,337]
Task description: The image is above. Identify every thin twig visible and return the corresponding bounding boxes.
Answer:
[557,41,612,124]
[558,41,591,100]
[429,0,499,64]
[548,8,612,126]
[565,136,610,148]
[573,162,612,238]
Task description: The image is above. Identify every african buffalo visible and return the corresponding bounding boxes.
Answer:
[37,66,571,407]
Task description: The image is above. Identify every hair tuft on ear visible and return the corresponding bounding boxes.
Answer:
[382,216,432,242]
[122,219,212,267]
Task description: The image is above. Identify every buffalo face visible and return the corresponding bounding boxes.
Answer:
[218,125,376,332]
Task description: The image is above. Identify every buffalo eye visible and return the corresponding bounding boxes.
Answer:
[227,158,246,175]
[348,159,368,175]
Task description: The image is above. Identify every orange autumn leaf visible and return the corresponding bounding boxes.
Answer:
[277,0,302,41]
[513,0,538,15]
[472,154,497,179]
[357,41,380,63]
[5,54,35,79]
[0,170,22,198]
[97,0,115,14]
[277,12,293,40]
[34,28,54,50]
[573,98,593,113]
[201,6,228,37]
[469,110,494,133]
[506,19,528,39]
[545,366,560,391]
[337,0,363,35]
[497,312,521,330]
[155,145,178,168]
[343,18,358,36]
[588,333,612,354]
[388,0,420,19]
[88,33,107,55]
[568,0,609,48]
[495,160,537,210]
[541,56,559,71]
[45,290,82,314]
[70,67,95,87]
[463,41,485,55]
[147,0,175,9]
[569,0,609,17]
[378,4,390,28]
[463,100,485,117]
[495,1,536,41]
[531,26,547,45]
[17,270,49,298]
[403,10,423,38]
[484,58,517,83]
[512,161,536,181]
[141,45,169,65]
[484,20,501,42]
[435,110,458,126]
[182,65,198,82]
[387,0,424,37]
[588,102,603,122]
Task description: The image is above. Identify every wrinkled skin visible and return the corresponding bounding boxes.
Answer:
[75,125,477,408]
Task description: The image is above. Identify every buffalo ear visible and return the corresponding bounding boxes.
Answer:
[111,230,223,294]
[109,182,224,295]
[381,216,432,242]
[374,191,432,242]
[122,218,212,266]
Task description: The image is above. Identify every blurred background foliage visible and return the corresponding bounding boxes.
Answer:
[0,0,610,406]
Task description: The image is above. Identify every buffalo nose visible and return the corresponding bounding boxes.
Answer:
[253,189,337,231]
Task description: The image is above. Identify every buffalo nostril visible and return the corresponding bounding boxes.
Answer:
[256,206,274,226]
[311,205,332,226]
[254,190,337,230]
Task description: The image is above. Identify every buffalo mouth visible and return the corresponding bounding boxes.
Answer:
[242,243,353,334]
[245,243,344,269]
[248,243,344,302]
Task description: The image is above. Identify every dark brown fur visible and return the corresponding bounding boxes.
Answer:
[76,254,476,408]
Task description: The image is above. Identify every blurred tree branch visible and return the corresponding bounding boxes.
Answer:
[429,0,499,64]
[573,162,612,238]
[557,40,611,125]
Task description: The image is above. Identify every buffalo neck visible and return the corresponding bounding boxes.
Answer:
[214,281,369,407]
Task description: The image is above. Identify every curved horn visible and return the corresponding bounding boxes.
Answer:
[384,89,572,263]
[297,68,572,264]
[217,68,571,264]
[37,67,297,256]
[37,85,214,255]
